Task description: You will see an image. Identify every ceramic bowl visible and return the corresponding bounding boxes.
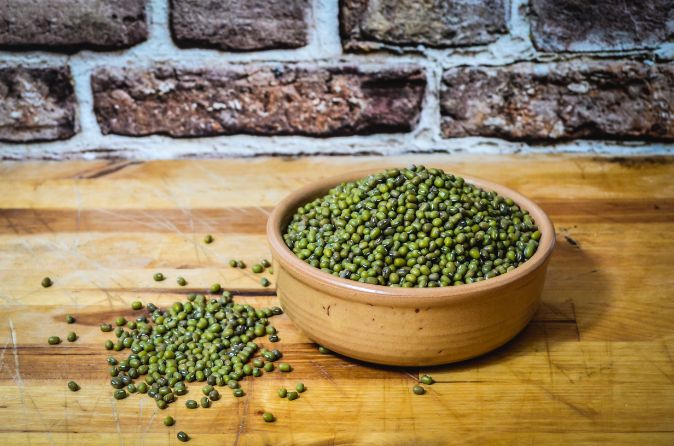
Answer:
[267,170,555,366]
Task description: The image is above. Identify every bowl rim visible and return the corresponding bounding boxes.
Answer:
[267,168,556,306]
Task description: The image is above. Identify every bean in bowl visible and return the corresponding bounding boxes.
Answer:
[283,165,540,288]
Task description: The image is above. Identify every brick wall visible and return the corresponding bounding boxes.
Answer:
[0,0,673,159]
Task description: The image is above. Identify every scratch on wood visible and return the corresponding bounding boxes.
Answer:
[75,160,141,179]
[10,319,57,446]
[564,235,580,247]
[641,352,674,384]
[73,182,82,236]
[543,324,554,384]
[0,290,17,306]
[570,300,581,341]
[420,382,469,429]
[2,214,21,235]
[599,156,674,169]
[552,362,577,384]
[110,398,125,446]
[663,342,674,369]
[140,401,157,441]
[310,360,340,389]
[64,381,69,445]
[137,397,143,438]
[572,159,587,180]
[0,336,10,373]
[26,394,57,446]
[255,206,270,216]
[233,379,251,446]
[402,370,419,382]
[94,282,126,310]
[540,386,598,419]
[31,208,55,233]
[142,407,156,446]
[8,320,24,394]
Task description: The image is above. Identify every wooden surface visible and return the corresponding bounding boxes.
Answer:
[0,155,672,445]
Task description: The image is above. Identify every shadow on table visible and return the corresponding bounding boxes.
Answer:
[330,237,611,376]
[430,238,611,375]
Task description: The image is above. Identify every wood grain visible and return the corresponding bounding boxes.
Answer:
[0,155,673,445]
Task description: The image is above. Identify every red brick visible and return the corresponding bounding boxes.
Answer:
[441,62,674,141]
[170,0,309,51]
[530,0,674,52]
[92,65,426,137]
[0,0,147,50]
[0,66,77,142]
[341,0,507,51]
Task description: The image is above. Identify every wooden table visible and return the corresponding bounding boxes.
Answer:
[0,155,673,445]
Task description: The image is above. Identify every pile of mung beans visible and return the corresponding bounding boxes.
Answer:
[283,165,540,287]
[103,291,285,413]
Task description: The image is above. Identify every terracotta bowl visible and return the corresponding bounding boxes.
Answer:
[267,170,556,366]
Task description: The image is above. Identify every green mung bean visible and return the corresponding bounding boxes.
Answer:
[41,277,53,288]
[420,374,434,385]
[185,400,198,409]
[48,336,61,345]
[68,381,80,392]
